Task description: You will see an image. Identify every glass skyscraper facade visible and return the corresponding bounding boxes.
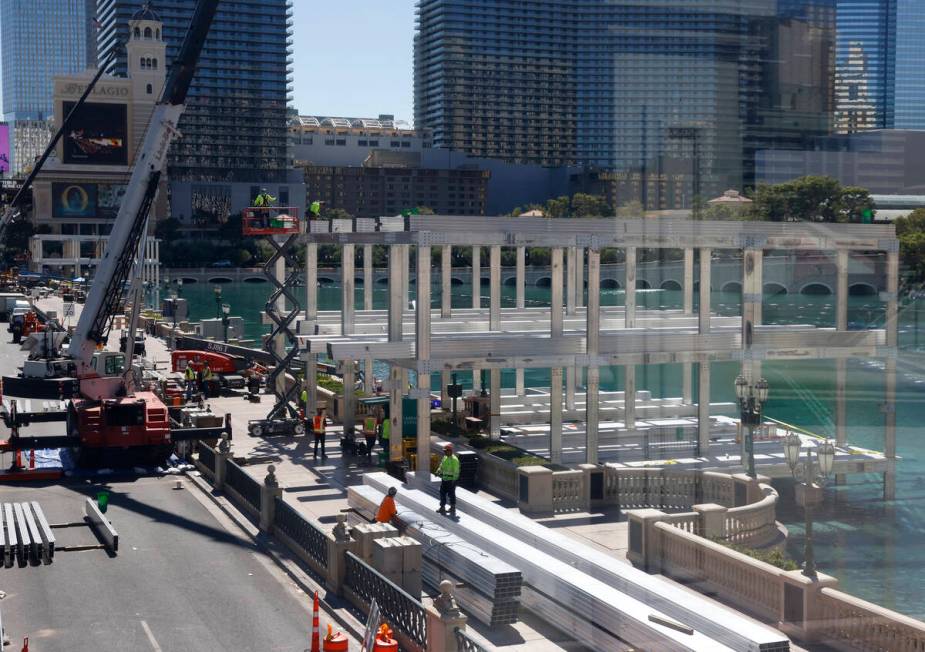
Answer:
[0,0,96,122]
[97,0,293,183]
[415,0,835,207]
[834,0,925,131]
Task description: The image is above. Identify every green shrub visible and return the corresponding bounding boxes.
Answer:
[714,539,799,570]
[317,375,344,394]
[512,455,549,467]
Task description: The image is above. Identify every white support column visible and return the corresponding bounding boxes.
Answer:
[441,370,450,411]
[625,246,637,328]
[683,247,694,315]
[682,362,693,404]
[490,245,501,330]
[341,243,355,336]
[575,248,584,308]
[586,249,601,464]
[472,368,482,394]
[836,250,849,331]
[342,362,356,436]
[416,245,432,484]
[441,245,452,318]
[402,244,411,313]
[364,358,374,395]
[551,247,564,337]
[516,246,526,310]
[884,249,899,500]
[835,250,849,484]
[566,247,577,315]
[699,248,712,333]
[624,365,636,430]
[363,244,373,311]
[515,369,525,397]
[550,367,563,464]
[698,361,711,454]
[388,244,404,463]
[307,355,318,411]
[566,367,576,411]
[306,243,318,320]
[586,366,599,465]
[471,246,481,309]
[489,368,501,439]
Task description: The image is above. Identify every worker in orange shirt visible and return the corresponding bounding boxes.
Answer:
[375,486,398,523]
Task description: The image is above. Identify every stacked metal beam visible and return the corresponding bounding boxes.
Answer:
[2,502,55,568]
[348,485,522,627]
[417,477,792,652]
[363,474,735,652]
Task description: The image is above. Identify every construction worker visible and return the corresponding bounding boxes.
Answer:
[202,361,213,398]
[375,486,398,523]
[299,384,308,412]
[312,407,327,460]
[380,415,390,449]
[253,188,276,208]
[363,412,378,463]
[436,443,460,516]
[183,364,196,401]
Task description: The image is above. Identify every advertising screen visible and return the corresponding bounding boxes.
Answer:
[52,183,98,218]
[0,123,9,174]
[62,102,128,165]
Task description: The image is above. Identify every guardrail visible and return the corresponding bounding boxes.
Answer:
[817,587,925,652]
[475,452,518,503]
[273,498,328,574]
[197,444,216,478]
[224,460,261,516]
[550,470,583,513]
[344,551,428,651]
[454,627,489,652]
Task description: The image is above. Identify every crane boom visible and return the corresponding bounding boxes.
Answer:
[70,0,220,386]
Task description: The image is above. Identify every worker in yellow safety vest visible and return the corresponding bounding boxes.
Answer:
[435,443,460,516]
[184,365,196,400]
[312,408,327,460]
[363,414,378,463]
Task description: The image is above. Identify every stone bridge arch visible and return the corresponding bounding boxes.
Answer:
[800,282,833,295]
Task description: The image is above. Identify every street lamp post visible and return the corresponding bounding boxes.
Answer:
[784,433,835,578]
[213,286,222,319]
[734,375,769,478]
[221,303,231,342]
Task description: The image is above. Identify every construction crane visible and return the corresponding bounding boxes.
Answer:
[0,0,226,467]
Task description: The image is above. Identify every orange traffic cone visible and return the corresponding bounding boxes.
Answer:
[311,590,321,652]
[372,623,398,651]
[21,637,28,652]
[322,623,349,652]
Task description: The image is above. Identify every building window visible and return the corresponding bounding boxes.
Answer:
[401,141,411,148]
[156,28,160,40]
[134,27,141,38]
[390,141,400,148]
[146,83,153,94]
[336,139,346,146]
[324,139,335,146]
[152,58,157,70]
[144,27,152,38]
[358,140,368,146]
[140,57,147,69]
[369,140,379,147]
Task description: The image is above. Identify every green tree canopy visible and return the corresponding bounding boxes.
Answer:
[750,176,874,223]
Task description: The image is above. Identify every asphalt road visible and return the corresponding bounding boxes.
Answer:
[0,476,326,652]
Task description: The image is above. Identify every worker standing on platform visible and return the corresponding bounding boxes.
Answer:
[312,407,327,460]
[184,364,196,401]
[202,362,213,398]
[253,189,276,228]
[299,383,308,413]
[363,412,378,463]
[376,486,398,523]
[436,443,460,516]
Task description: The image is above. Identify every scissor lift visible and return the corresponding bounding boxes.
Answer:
[244,207,304,436]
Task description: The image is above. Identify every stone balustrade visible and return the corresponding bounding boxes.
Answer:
[815,587,925,652]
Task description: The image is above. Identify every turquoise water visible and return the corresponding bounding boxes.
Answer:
[173,277,925,617]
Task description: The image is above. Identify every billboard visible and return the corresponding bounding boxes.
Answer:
[52,183,98,218]
[62,102,128,165]
[51,182,126,218]
[0,123,9,175]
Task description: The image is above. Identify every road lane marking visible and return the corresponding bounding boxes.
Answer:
[140,620,163,652]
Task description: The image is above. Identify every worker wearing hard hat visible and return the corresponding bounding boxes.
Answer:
[376,486,398,523]
[436,443,461,516]
[184,365,196,400]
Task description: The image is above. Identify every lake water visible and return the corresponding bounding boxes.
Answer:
[172,277,925,617]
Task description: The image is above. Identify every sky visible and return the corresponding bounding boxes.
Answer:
[290,1,417,124]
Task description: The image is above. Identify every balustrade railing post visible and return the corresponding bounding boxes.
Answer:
[260,465,282,533]
[779,570,840,643]
[325,514,357,596]
[427,580,468,652]
[693,503,727,539]
[213,436,232,491]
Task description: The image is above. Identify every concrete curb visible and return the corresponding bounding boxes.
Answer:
[184,470,367,643]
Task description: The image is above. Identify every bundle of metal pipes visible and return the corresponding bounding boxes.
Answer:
[363,473,735,651]
[348,485,522,626]
[2,501,55,567]
[396,475,791,652]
